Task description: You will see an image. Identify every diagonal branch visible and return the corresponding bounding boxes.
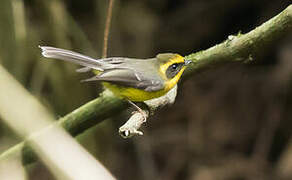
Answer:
[1,5,291,166]
[184,5,292,77]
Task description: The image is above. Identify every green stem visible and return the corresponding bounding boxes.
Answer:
[184,5,292,77]
[19,90,127,165]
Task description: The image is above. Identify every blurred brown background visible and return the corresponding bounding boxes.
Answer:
[0,0,291,179]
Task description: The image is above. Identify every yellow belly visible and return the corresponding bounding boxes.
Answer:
[103,82,168,102]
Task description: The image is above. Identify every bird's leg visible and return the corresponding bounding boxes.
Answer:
[120,86,178,138]
[127,100,147,122]
[119,100,148,138]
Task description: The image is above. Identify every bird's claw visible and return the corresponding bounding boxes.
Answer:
[119,128,143,138]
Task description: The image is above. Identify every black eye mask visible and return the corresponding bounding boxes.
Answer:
[166,63,184,79]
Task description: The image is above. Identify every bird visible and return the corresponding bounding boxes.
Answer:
[39,46,191,110]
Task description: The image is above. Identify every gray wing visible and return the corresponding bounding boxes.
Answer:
[83,69,165,92]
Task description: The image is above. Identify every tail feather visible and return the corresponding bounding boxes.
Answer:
[39,46,104,71]
[76,67,92,73]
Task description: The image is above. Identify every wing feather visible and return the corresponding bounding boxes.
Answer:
[83,69,164,92]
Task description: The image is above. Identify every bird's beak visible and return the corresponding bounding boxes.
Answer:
[184,60,192,66]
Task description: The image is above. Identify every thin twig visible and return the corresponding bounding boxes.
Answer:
[102,0,114,58]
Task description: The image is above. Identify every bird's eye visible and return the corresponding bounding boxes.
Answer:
[166,62,184,79]
[171,63,178,70]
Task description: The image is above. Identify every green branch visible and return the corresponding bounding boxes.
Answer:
[1,5,291,165]
[184,5,292,76]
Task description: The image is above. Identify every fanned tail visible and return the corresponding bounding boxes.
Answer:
[39,46,104,71]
